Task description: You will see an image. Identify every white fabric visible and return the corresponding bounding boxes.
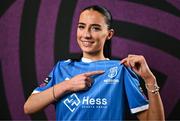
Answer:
[131,104,149,113]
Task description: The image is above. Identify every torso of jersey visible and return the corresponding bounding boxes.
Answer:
[33,59,149,121]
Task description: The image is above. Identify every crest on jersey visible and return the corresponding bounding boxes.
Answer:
[108,67,118,78]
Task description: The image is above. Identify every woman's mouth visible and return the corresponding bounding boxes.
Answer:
[81,41,94,47]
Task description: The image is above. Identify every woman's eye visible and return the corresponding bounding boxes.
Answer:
[78,25,85,29]
[91,27,101,31]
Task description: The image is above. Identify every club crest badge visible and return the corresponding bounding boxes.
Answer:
[108,66,118,78]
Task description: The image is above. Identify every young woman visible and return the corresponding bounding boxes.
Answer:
[24,5,165,121]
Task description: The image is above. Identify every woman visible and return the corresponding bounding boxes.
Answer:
[24,5,165,121]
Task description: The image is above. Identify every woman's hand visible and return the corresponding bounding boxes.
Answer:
[65,70,104,92]
[121,54,156,84]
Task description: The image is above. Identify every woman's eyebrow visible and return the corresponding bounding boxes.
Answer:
[78,22,85,25]
[91,24,101,27]
[78,23,104,28]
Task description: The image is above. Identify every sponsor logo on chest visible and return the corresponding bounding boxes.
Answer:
[63,93,108,112]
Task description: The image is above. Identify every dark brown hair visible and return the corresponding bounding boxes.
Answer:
[82,5,113,30]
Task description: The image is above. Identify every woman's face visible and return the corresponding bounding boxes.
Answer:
[77,10,113,56]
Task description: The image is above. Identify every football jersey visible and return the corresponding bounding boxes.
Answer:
[33,58,149,120]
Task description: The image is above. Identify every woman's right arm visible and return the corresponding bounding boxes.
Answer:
[24,80,70,114]
[24,70,104,114]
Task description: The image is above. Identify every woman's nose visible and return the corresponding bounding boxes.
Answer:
[83,29,91,39]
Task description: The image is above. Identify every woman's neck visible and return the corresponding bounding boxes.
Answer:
[83,53,106,61]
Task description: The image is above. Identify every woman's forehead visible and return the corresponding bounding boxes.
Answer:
[79,10,107,25]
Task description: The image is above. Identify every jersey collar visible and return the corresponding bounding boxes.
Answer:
[81,57,109,63]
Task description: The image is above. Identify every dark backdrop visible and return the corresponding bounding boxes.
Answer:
[0,0,180,120]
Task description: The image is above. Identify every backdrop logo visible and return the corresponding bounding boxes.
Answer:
[63,93,81,112]
[1,0,179,119]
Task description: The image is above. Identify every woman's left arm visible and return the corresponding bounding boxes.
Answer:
[121,54,165,121]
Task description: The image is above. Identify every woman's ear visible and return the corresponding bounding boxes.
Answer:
[107,29,114,40]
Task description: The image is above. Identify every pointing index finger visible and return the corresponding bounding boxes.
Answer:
[84,70,104,77]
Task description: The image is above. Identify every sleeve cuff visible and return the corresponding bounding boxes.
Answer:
[131,104,149,114]
[32,90,40,94]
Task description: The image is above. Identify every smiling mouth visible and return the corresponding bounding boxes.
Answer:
[81,41,94,47]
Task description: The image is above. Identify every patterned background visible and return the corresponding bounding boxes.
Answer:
[0,0,180,120]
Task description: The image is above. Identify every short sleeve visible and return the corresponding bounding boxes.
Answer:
[123,67,149,114]
[32,62,59,94]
